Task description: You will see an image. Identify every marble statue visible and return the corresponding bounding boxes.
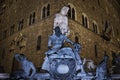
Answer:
[42,26,74,71]
[14,53,36,79]
[73,37,82,65]
[41,6,98,80]
[86,59,96,71]
[95,54,109,80]
[73,37,86,77]
[54,6,70,36]
[47,26,73,55]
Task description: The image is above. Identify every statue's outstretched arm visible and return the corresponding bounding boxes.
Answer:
[48,36,52,48]
[64,36,74,45]
[14,53,21,62]
[29,62,36,78]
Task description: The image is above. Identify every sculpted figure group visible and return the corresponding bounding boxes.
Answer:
[14,54,36,80]
[12,6,110,80]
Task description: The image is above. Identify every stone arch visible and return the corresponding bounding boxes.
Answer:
[82,13,89,28]
[67,3,77,20]
[41,3,51,19]
[92,20,99,34]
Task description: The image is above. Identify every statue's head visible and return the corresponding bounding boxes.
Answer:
[19,54,26,61]
[104,54,109,62]
[75,36,79,43]
[60,6,69,15]
[55,26,62,37]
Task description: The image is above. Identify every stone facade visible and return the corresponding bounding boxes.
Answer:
[0,0,120,73]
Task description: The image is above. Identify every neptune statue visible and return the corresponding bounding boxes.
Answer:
[11,6,112,80]
[42,6,88,80]
[42,26,74,72]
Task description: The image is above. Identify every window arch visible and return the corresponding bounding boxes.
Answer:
[42,7,46,18]
[68,5,71,18]
[18,19,24,31]
[93,21,98,34]
[82,13,89,28]
[82,15,85,26]
[29,12,36,25]
[36,35,41,50]
[104,20,109,33]
[41,4,50,19]
[33,12,35,23]
[47,4,50,16]
[72,8,75,20]
[94,44,98,58]
[67,3,76,20]
[85,17,88,28]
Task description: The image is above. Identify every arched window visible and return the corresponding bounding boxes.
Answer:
[68,5,71,18]
[42,7,46,18]
[82,14,88,28]
[47,4,50,16]
[32,12,35,23]
[72,8,75,20]
[67,4,76,20]
[85,17,88,28]
[18,19,24,31]
[36,35,41,50]
[42,4,50,19]
[82,15,84,26]
[104,20,109,32]
[29,14,32,25]
[29,12,36,25]
[94,45,98,58]
[93,21,98,33]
